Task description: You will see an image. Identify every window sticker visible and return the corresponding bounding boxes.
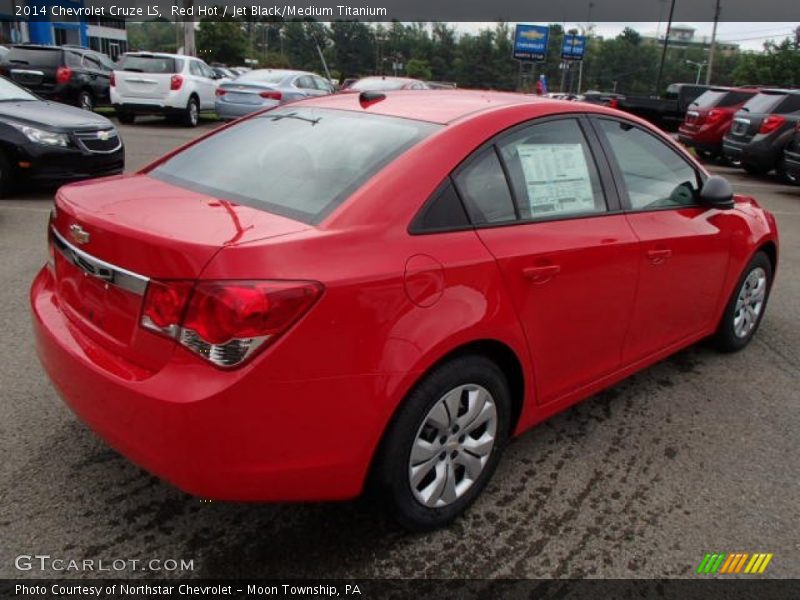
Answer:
[516,144,596,215]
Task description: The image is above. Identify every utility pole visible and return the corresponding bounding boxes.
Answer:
[183,0,195,56]
[654,0,676,96]
[706,0,721,85]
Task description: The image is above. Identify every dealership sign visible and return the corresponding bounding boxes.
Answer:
[561,34,587,60]
[513,24,550,62]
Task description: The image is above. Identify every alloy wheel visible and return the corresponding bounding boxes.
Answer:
[733,267,767,338]
[408,384,498,508]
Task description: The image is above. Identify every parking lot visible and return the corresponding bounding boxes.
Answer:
[1,117,798,579]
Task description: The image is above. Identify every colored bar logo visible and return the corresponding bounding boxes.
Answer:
[696,552,774,574]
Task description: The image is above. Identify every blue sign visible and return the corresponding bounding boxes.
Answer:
[513,24,550,62]
[561,34,587,61]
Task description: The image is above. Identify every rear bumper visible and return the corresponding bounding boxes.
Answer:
[113,102,187,117]
[678,133,722,155]
[30,267,389,501]
[722,136,779,170]
[214,100,275,121]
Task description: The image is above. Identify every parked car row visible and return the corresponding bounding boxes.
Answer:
[679,86,800,184]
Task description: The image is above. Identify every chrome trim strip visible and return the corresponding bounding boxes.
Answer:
[51,227,149,295]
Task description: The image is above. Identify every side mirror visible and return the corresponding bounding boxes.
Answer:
[699,175,734,209]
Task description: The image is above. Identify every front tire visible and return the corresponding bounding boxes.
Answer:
[117,110,135,124]
[182,97,199,127]
[713,251,773,352]
[77,90,94,111]
[372,355,511,531]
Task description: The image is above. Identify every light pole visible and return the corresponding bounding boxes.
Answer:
[686,59,707,85]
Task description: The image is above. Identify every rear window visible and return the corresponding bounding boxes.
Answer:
[719,90,757,107]
[690,90,727,108]
[742,92,786,114]
[150,107,440,224]
[7,47,61,67]
[352,78,408,91]
[118,54,181,74]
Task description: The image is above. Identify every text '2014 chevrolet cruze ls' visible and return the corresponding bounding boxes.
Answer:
[31,90,778,530]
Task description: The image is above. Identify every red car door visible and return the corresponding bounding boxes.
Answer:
[454,117,640,405]
[591,117,731,363]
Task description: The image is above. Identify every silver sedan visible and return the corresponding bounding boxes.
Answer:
[215,69,334,120]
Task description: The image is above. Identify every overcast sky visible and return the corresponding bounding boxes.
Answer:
[453,22,800,51]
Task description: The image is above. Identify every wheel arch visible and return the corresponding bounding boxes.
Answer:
[365,337,527,490]
[757,240,778,277]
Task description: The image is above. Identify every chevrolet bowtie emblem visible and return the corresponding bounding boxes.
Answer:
[97,130,111,141]
[69,223,90,245]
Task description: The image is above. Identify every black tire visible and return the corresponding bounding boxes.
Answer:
[777,155,799,186]
[0,151,13,198]
[743,163,770,176]
[697,149,719,163]
[117,110,135,124]
[183,96,199,127]
[77,90,94,112]
[712,251,773,353]
[371,354,512,531]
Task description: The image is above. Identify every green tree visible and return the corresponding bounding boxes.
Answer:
[330,21,375,79]
[733,39,800,87]
[127,19,179,53]
[405,58,432,80]
[196,18,248,65]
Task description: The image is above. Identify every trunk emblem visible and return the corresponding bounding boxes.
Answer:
[69,223,90,245]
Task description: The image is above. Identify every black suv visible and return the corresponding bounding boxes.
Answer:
[2,44,115,111]
[722,89,800,176]
[780,122,800,185]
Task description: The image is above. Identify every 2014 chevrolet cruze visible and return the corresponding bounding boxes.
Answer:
[31,90,778,530]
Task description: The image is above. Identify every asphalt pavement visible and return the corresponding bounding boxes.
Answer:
[1,117,798,579]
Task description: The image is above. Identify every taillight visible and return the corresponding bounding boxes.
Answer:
[110,72,115,87]
[608,98,619,109]
[215,88,226,96]
[55,66,72,84]
[705,108,726,125]
[141,280,323,367]
[259,90,282,100]
[759,114,786,134]
[170,74,183,91]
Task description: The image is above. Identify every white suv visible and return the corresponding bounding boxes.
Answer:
[111,52,220,127]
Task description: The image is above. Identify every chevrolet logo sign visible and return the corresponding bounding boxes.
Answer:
[97,130,111,141]
[69,223,90,245]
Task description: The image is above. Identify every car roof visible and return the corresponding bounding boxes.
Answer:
[298,89,554,125]
[124,52,192,59]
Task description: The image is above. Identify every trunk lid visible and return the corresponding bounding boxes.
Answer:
[51,174,309,369]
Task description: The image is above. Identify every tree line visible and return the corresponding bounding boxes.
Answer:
[128,19,800,94]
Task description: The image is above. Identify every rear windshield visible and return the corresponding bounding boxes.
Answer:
[150,107,440,223]
[741,92,786,114]
[237,70,289,84]
[690,90,727,108]
[118,54,182,74]
[7,47,61,67]
[352,78,408,91]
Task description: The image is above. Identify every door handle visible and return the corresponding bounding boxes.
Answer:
[646,248,672,264]
[522,264,561,284]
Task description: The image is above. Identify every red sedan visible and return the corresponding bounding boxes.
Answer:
[31,90,778,530]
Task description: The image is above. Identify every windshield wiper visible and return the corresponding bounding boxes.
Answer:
[263,112,321,126]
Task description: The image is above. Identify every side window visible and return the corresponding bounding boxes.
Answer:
[189,61,203,77]
[295,75,315,90]
[201,63,216,79]
[65,51,82,68]
[313,76,332,92]
[497,118,607,220]
[454,149,516,225]
[596,119,700,210]
[410,179,470,233]
[83,55,101,71]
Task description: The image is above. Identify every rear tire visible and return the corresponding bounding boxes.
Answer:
[0,151,13,198]
[117,110,135,124]
[77,90,94,112]
[777,155,799,186]
[183,97,199,127]
[371,354,511,531]
[712,251,772,353]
